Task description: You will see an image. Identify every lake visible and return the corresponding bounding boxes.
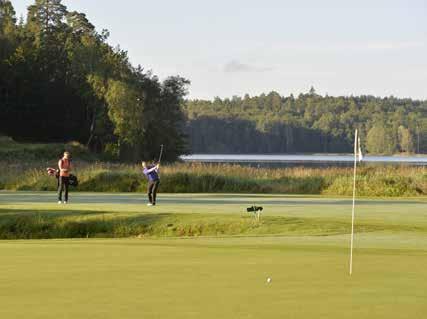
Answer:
[180,154,427,167]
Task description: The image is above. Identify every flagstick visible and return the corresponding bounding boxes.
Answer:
[349,129,358,275]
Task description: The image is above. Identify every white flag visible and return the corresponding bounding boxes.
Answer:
[358,137,363,162]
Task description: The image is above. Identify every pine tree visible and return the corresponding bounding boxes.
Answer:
[0,0,17,54]
[66,11,94,36]
[27,0,67,36]
[0,0,17,112]
[0,0,16,31]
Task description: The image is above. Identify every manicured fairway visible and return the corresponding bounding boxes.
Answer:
[0,192,426,318]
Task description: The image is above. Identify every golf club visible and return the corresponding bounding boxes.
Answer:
[158,144,164,163]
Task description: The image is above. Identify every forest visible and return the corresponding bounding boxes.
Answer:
[185,89,427,154]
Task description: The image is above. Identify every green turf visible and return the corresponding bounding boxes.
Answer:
[0,192,426,318]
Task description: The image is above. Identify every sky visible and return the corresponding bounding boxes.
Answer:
[10,0,427,100]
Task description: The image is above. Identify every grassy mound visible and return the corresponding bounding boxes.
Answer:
[0,210,395,240]
[0,136,94,161]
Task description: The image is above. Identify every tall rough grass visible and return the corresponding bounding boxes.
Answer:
[0,161,425,196]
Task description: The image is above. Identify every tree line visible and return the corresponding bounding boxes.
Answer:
[0,0,189,161]
[184,89,427,154]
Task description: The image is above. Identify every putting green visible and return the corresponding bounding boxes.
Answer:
[0,192,426,318]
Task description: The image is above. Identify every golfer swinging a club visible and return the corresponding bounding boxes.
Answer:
[142,161,160,206]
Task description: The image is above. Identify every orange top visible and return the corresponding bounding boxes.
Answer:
[58,158,71,177]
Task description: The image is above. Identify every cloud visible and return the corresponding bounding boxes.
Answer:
[362,41,424,50]
[224,60,272,73]
[267,41,425,53]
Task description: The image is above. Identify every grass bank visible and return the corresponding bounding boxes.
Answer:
[0,210,387,240]
[0,136,95,161]
[1,192,426,240]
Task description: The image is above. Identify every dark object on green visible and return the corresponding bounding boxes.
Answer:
[69,174,79,187]
[247,206,263,213]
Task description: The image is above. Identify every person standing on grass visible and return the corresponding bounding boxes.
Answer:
[58,151,72,204]
[142,161,160,206]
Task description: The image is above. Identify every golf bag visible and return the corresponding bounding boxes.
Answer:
[247,206,263,213]
[46,168,78,187]
[69,174,79,187]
